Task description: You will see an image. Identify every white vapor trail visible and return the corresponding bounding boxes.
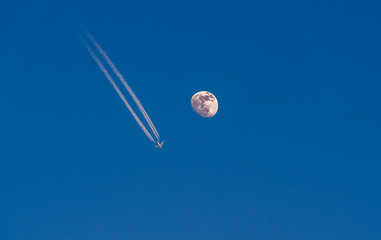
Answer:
[86,33,161,141]
[82,39,155,142]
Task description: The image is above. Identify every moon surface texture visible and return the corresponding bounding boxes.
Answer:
[191,91,218,118]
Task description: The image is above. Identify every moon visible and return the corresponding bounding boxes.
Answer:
[191,91,218,118]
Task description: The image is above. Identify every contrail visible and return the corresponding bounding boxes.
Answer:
[86,32,161,141]
[82,38,155,142]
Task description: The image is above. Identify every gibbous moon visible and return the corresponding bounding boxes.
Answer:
[191,91,218,118]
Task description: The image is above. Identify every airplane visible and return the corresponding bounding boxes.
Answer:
[155,140,164,148]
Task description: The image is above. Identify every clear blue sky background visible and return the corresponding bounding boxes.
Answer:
[1,0,380,239]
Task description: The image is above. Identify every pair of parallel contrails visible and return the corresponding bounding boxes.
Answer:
[81,31,160,145]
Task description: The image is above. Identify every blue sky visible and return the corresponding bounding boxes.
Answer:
[1,0,380,239]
